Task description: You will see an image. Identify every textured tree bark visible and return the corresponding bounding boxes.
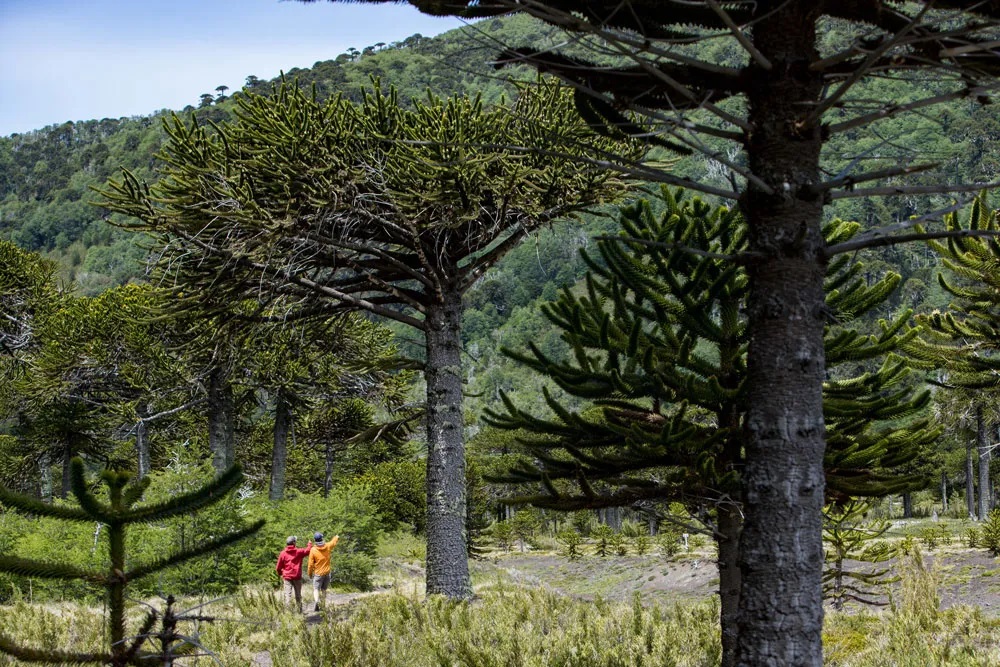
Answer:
[942,471,948,513]
[324,440,336,498]
[39,453,52,504]
[968,442,977,519]
[978,404,991,519]
[737,7,827,665]
[136,404,150,479]
[716,502,742,667]
[902,492,913,519]
[61,445,72,500]
[207,366,235,473]
[269,391,291,501]
[423,289,471,598]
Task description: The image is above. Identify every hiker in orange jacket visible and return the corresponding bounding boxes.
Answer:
[275,535,312,612]
[306,532,339,612]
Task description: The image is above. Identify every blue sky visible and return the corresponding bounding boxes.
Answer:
[0,0,465,136]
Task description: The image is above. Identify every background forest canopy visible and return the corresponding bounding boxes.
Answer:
[0,7,998,605]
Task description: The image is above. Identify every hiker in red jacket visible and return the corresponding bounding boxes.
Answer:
[275,535,312,612]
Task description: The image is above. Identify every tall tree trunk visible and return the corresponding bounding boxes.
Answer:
[324,440,336,498]
[942,471,948,513]
[39,453,52,504]
[902,492,913,519]
[717,502,742,667]
[968,442,977,519]
[207,366,235,473]
[61,444,72,500]
[269,391,291,501]
[423,290,470,598]
[978,403,990,520]
[738,7,826,665]
[136,404,150,479]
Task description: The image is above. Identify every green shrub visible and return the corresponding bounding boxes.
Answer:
[981,509,1000,556]
[246,483,383,590]
[633,534,652,556]
[918,524,950,551]
[354,460,426,534]
[557,528,584,561]
[609,531,629,556]
[656,529,681,559]
[570,511,593,536]
[966,525,981,548]
[510,510,542,552]
[489,521,514,552]
[592,524,614,557]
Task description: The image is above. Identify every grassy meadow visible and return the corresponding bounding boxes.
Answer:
[1,523,999,666]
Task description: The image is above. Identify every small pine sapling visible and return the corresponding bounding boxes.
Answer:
[556,528,584,561]
[591,524,614,557]
[980,509,1000,556]
[489,520,514,553]
[822,500,900,611]
[632,534,652,556]
[966,525,981,548]
[0,458,262,666]
[510,510,542,553]
[609,531,628,557]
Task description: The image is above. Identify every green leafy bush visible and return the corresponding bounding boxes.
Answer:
[354,460,426,534]
[247,483,383,590]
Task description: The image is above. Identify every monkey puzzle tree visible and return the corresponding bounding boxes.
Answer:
[486,189,937,666]
[0,240,58,359]
[907,194,1000,519]
[97,79,636,598]
[0,459,262,666]
[310,2,1000,661]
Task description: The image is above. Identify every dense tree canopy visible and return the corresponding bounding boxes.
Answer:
[97,78,638,598]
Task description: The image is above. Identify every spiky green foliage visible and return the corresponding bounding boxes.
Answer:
[96,77,638,328]
[907,193,1000,389]
[0,458,263,666]
[822,499,899,610]
[980,509,1000,556]
[486,187,936,663]
[487,188,936,509]
[96,75,641,599]
[0,240,59,360]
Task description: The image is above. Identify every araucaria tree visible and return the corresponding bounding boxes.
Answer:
[0,459,262,666]
[907,194,1000,519]
[98,80,634,598]
[487,189,936,666]
[314,2,1000,661]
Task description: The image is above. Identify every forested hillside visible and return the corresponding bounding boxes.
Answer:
[5,4,1000,663]
[2,9,994,496]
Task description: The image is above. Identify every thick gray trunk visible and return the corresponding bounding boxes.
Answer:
[968,443,977,519]
[269,392,291,501]
[978,404,991,519]
[207,366,235,473]
[136,404,150,479]
[424,291,471,598]
[737,7,826,665]
[717,503,742,667]
[902,492,913,519]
